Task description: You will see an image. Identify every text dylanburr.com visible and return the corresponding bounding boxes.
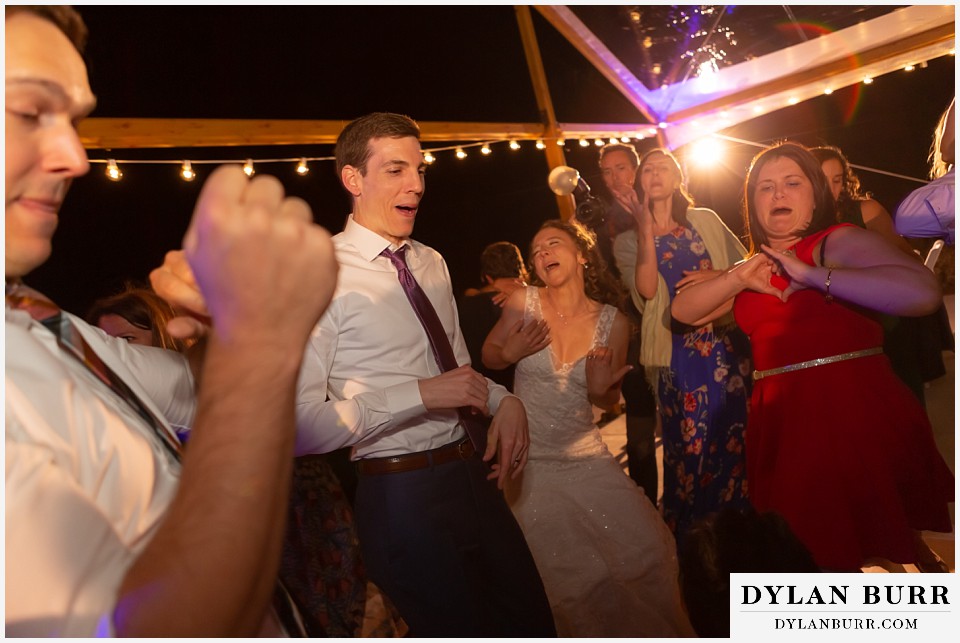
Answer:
[731,573,958,640]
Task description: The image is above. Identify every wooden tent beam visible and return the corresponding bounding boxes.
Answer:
[514,5,574,221]
[77,117,663,151]
[78,119,550,150]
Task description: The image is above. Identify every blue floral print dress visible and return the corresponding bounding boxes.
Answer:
[654,224,751,542]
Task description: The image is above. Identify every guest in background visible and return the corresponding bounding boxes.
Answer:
[896,97,955,245]
[458,241,528,390]
[811,145,918,256]
[812,145,938,402]
[596,142,660,504]
[88,283,190,352]
[88,284,195,442]
[612,148,751,542]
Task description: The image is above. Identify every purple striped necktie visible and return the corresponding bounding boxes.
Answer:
[380,245,488,454]
[6,286,183,461]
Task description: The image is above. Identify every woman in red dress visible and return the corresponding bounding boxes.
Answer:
[671,142,953,572]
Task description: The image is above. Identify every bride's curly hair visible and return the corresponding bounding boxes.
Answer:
[527,219,628,311]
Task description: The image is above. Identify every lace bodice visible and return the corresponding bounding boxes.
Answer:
[513,288,616,461]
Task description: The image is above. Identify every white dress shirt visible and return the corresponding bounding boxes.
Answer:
[5,304,196,636]
[895,168,955,245]
[295,215,512,460]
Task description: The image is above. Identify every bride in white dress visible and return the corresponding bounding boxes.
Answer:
[482,219,693,637]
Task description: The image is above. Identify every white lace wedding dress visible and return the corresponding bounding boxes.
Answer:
[506,287,694,637]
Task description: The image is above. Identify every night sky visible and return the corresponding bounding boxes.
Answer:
[24,5,956,318]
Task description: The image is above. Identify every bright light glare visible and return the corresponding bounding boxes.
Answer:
[181,160,196,181]
[689,138,724,167]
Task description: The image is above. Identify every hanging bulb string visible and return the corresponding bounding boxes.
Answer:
[86,130,932,185]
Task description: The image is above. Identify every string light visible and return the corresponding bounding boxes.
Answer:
[180,160,195,181]
[509,140,521,150]
[455,147,467,159]
[105,159,122,181]
[535,139,545,150]
[620,136,631,143]
[423,151,436,164]
[296,158,309,175]
[823,87,834,95]
[787,96,799,105]
[593,138,603,146]
[243,159,255,176]
[556,138,566,146]
[481,143,492,155]
[904,64,915,72]
[608,137,618,145]
[579,138,589,147]
[862,76,873,84]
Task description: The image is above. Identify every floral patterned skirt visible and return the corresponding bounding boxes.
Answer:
[657,324,751,543]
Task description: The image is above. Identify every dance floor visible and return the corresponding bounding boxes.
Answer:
[598,294,956,573]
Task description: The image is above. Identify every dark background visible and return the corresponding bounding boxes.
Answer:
[26,6,955,317]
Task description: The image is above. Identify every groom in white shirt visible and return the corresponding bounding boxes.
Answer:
[293,112,556,637]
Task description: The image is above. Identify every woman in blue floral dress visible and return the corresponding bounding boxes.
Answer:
[612,148,752,542]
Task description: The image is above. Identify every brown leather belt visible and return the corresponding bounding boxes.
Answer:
[356,438,475,476]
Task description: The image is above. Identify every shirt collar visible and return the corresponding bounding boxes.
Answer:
[342,214,413,263]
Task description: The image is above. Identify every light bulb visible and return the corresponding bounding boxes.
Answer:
[556,138,566,146]
[824,87,834,95]
[609,138,618,145]
[509,140,521,151]
[579,138,589,147]
[481,143,492,155]
[106,159,122,181]
[863,76,873,84]
[787,96,799,105]
[620,136,631,143]
[180,160,195,181]
[243,159,255,176]
[535,139,545,150]
[296,158,309,175]
[904,64,915,72]
[423,151,436,164]
[455,147,467,160]
[593,138,604,147]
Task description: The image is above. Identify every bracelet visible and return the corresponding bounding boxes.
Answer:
[824,268,834,303]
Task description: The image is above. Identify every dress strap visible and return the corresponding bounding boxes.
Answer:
[592,304,617,347]
[525,286,539,323]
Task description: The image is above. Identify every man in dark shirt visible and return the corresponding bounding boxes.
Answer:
[458,241,528,390]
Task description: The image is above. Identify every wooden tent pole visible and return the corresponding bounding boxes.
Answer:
[514,5,575,221]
